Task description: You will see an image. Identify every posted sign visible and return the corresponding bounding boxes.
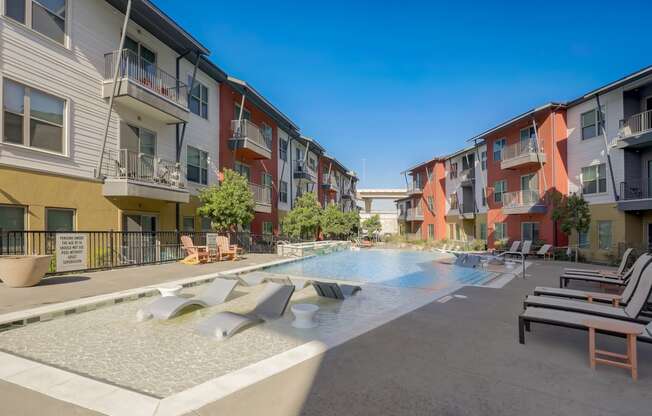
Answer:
[56,234,88,272]
[206,233,219,248]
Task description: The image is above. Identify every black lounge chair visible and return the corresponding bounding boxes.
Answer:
[533,254,652,306]
[312,281,361,299]
[523,260,652,324]
[196,282,295,340]
[563,248,632,278]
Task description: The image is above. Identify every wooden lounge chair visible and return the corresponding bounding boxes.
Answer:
[216,235,239,261]
[181,235,210,263]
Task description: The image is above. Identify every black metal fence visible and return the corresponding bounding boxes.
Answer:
[0,230,302,275]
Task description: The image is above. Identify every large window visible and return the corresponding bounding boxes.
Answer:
[581,108,603,140]
[263,222,273,235]
[449,162,458,179]
[262,172,272,188]
[450,193,459,210]
[581,164,607,195]
[182,217,194,232]
[578,230,589,248]
[3,78,65,153]
[493,138,506,161]
[46,208,74,231]
[0,205,25,253]
[5,0,67,44]
[494,180,506,203]
[427,196,434,212]
[279,180,288,203]
[481,188,487,206]
[234,104,251,121]
[260,123,272,149]
[494,222,506,241]
[520,126,536,150]
[598,221,612,250]
[188,77,208,119]
[201,217,212,231]
[479,223,487,240]
[279,139,288,161]
[234,161,250,181]
[521,222,539,242]
[187,146,208,184]
[481,151,487,170]
[428,224,434,240]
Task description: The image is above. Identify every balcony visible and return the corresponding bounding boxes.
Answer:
[501,140,546,170]
[399,206,423,221]
[459,168,475,186]
[406,182,423,195]
[459,202,475,219]
[617,180,652,211]
[250,183,272,213]
[101,149,189,203]
[405,232,422,241]
[103,50,189,123]
[613,110,652,149]
[501,190,546,215]
[321,176,338,192]
[293,161,317,181]
[229,120,272,160]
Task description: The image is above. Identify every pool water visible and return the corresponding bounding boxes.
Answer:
[266,249,492,290]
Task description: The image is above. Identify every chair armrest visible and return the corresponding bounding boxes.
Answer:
[586,293,622,307]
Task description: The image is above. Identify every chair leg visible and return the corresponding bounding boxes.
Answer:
[518,317,526,344]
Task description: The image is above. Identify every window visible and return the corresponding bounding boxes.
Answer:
[449,162,458,179]
[234,104,251,121]
[3,79,65,153]
[581,164,607,194]
[279,139,288,161]
[521,222,540,242]
[260,123,272,149]
[480,223,487,240]
[448,223,454,239]
[188,77,208,119]
[279,180,288,203]
[262,172,272,188]
[5,0,67,44]
[494,223,506,241]
[481,151,487,170]
[201,217,212,231]
[581,108,604,140]
[455,224,461,240]
[428,224,435,240]
[427,168,433,181]
[578,230,589,248]
[519,126,537,151]
[234,162,250,181]
[0,205,25,253]
[481,188,487,206]
[450,193,459,210]
[598,221,612,250]
[263,222,274,235]
[493,138,506,161]
[124,125,156,157]
[427,196,434,212]
[308,157,316,170]
[494,180,506,203]
[187,146,208,184]
[182,217,194,232]
[46,208,74,231]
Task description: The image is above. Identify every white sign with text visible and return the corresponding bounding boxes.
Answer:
[56,234,88,272]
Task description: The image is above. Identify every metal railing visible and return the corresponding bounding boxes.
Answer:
[406,182,423,193]
[0,230,306,275]
[460,202,475,214]
[620,179,651,200]
[104,49,188,108]
[502,190,540,209]
[400,206,423,220]
[459,168,475,182]
[405,232,421,241]
[230,119,271,151]
[102,149,185,188]
[293,160,317,178]
[502,139,544,161]
[249,182,272,205]
[619,109,652,138]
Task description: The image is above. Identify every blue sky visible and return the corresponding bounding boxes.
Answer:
[157,0,651,188]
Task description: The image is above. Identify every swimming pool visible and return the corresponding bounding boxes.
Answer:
[266,249,493,290]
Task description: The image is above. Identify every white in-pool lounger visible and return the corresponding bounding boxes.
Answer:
[196,282,295,340]
[312,281,362,299]
[137,278,238,321]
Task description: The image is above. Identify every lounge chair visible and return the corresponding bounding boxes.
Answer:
[523,260,652,324]
[534,244,552,260]
[196,282,295,340]
[181,235,210,263]
[216,235,239,261]
[453,253,481,268]
[559,258,637,287]
[498,240,520,254]
[564,248,632,278]
[312,281,362,299]
[533,254,652,306]
[137,278,238,321]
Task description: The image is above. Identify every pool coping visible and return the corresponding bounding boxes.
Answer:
[0,251,522,415]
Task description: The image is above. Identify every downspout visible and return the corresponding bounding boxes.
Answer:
[175,50,192,232]
[289,136,295,209]
[95,0,132,178]
[596,94,619,201]
[531,117,548,191]
[176,52,202,162]
[551,109,557,247]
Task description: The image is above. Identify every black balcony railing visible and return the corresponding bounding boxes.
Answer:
[620,180,651,200]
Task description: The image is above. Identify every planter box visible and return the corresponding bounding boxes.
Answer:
[0,255,52,288]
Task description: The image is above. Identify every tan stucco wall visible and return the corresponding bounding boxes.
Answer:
[475,213,487,241]
[572,203,627,263]
[444,216,475,241]
[0,165,203,231]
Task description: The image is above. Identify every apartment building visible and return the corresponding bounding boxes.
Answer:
[219,76,299,235]
[286,135,323,206]
[0,0,224,234]
[398,157,446,240]
[318,154,358,211]
[567,66,652,260]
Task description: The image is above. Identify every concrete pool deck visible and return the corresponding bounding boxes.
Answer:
[2,258,652,415]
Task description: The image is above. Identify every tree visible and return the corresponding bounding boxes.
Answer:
[321,203,349,238]
[197,169,254,232]
[343,210,361,237]
[362,214,382,237]
[281,192,322,239]
[551,193,591,240]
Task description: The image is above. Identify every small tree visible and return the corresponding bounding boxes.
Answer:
[197,169,255,232]
[551,193,591,243]
[281,192,322,239]
[362,214,382,238]
[321,203,348,238]
[344,210,361,237]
